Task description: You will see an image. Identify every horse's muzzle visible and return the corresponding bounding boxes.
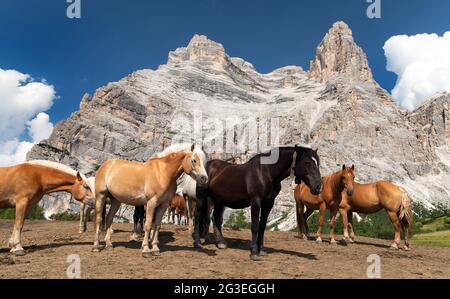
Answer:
[311,183,323,195]
[347,188,354,196]
[197,175,208,187]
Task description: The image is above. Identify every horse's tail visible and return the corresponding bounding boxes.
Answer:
[398,187,413,232]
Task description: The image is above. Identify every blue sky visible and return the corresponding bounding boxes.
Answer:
[1,0,449,124]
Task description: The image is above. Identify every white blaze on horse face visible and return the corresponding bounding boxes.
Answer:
[311,156,318,167]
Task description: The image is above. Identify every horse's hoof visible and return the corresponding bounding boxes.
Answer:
[259,250,267,256]
[348,238,355,243]
[104,245,114,251]
[151,250,161,256]
[92,245,103,252]
[403,246,411,251]
[390,244,399,250]
[316,238,323,244]
[250,254,263,261]
[11,249,26,256]
[302,235,308,241]
[217,243,227,249]
[194,242,202,249]
[330,239,337,245]
[142,252,153,258]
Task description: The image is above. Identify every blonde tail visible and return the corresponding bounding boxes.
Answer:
[398,188,413,230]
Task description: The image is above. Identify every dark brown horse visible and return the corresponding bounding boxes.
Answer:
[194,146,323,260]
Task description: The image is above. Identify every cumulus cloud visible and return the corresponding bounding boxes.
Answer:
[0,68,55,166]
[384,32,450,110]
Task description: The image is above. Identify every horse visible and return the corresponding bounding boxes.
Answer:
[339,181,413,250]
[0,160,94,255]
[167,194,187,225]
[92,143,208,257]
[294,165,355,244]
[78,177,112,234]
[194,145,323,261]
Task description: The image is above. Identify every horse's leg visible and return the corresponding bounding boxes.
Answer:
[257,201,274,256]
[149,201,169,256]
[348,211,355,242]
[130,206,141,242]
[295,199,305,239]
[8,198,28,256]
[79,202,86,233]
[212,203,227,249]
[402,219,411,251]
[329,207,339,245]
[250,198,262,261]
[101,201,108,232]
[142,197,157,258]
[303,208,313,238]
[193,189,207,248]
[185,196,194,234]
[340,207,350,243]
[104,198,121,250]
[387,210,401,250]
[316,202,326,243]
[92,191,108,252]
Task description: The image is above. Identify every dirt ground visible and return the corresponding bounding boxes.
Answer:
[1,220,449,279]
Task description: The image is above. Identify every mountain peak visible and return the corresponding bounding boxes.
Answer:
[309,21,373,83]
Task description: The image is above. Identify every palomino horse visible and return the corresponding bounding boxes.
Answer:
[339,181,413,250]
[92,143,208,257]
[167,194,187,225]
[294,165,355,244]
[0,160,94,255]
[195,146,323,260]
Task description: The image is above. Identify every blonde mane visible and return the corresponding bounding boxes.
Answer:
[26,160,93,191]
[150,143,207,164]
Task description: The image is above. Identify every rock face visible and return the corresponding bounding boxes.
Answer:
[309,21,373,83]
[28,21,450,228]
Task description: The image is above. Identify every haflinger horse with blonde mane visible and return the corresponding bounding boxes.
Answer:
[339,181,413,250]
[294,165,355,244]
[0,160,94,256]
[92,143,208,257]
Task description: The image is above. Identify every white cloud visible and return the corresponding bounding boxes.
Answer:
[0,68,56,166]
[384,32,450,110]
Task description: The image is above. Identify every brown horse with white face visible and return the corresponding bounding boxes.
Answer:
[92,143,208,257]
[294,165,355,244]
[0,160,94,255]
[339,181,413,250]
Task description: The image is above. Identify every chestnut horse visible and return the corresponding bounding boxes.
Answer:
[167,194,187,224]
[339,181,413,250]
[92,143,208,257]
[294,165,355,244]
[0,160,94,255]
[195,146,323,260]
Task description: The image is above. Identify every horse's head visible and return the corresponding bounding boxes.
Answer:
[72,172,95,204]
[340,164,355,196]
[293,145,323,195]
[182,144,209,188]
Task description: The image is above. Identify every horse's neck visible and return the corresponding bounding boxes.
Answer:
[155,152,187,184]
[329,171,344,196]
[264,148,293,182]
[40,169,76,194]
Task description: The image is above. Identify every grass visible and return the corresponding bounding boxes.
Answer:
[50,211,80,221]
[412,230,450,247]
[0,205,46,220]
[224,210,251,230]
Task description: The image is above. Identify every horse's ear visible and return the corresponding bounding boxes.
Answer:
[191,143,195,152]
[351,164,355,170]
[76,172,83,181]
[342,164,346,171]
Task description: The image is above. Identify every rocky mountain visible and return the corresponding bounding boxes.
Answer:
[27,21,450,229]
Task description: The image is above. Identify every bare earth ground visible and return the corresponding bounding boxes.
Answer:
[1,220,449,279]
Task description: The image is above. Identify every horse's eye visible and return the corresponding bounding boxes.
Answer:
[192,159,197,164]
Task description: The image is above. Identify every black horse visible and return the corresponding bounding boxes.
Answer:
[194,145,323,260]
